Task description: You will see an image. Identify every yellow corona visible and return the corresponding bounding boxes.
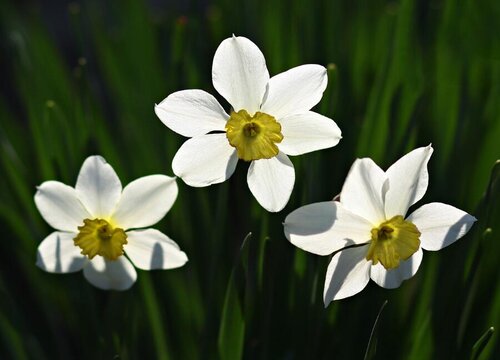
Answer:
[366,215,421,269]
[226,109,283,161]
[74,218,127,260]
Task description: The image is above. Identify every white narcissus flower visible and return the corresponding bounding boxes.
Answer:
[35,155,188,290]
[155,35,341,212]
[284,145,476,306]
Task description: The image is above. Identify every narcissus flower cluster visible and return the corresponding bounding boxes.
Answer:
[34,35,476,305]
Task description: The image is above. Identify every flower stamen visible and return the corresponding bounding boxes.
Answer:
[225,109,283,161]
[74,218,127,260]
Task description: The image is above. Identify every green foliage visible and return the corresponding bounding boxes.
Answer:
[0,0,499,358]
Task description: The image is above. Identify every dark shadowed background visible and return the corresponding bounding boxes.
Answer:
[1,0,499,359]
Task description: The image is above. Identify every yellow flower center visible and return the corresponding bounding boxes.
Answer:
[225,109,283,161]
[74,218,127,261]
[366,215,421,270]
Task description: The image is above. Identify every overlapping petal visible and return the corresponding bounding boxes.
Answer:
[284,201,372,255]
[36,231,85,273]
[247,152,295,212]
[125,229,188,270]
[212,36,269,114]
[34,181,91,232]
[172,134,238,187]
[83,256,137,291]
[75,156,122,218]
[278,111,341,156]
[261,64,328,119]
[323,245,372,305]
[384,145,433,218]
[370,248,423,289]
[340,158,387,224]
[407,202,476,251]
[112,175,178,229]
[155,89,229,137]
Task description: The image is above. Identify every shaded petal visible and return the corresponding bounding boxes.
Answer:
[155,89,229,137]
[384,145,433,218]
[284,201,372,255]
[323,245,371,305]
[212,35,269,114]
[125,229,188,270]
[340,158,387,224]
[172,134,238,187]
[83,256,137,291]
[247,152,294,212]
[407,202,476,251]
[278,111,341,156]
[112,175,178,230]
[261,64,328,119]
[75,156,122,218]
[370,248,423,289]
[35,181,91,232]
[36,231,85,273]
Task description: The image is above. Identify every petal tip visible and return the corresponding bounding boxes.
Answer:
[181,252,189,264]
[87,154,106,163]
[266,204,286,213]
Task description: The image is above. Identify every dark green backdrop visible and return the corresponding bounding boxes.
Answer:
[0,0,499,359]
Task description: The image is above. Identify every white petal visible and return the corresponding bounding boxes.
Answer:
[34,181,91,232]
[261,64,328,119]
[172,134,238,187]
[36,231,85,273]
[212,36,269,114]
[154,89,229,137]
[83,256,137,291]
[370,248,423,289]
[340,158,387,224]
[247,152,295,212]
[112,175,178,229]
[278,111,341,156]
[284,201,372,255]
[323,245,371,305]
[75,156,122,218]
[406,202,476,251]
[125,229,188,270]
[384,145,433,218]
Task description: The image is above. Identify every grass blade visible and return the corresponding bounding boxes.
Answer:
[217,233,252,360]
[470,327,494,360]
[364,300,388,360]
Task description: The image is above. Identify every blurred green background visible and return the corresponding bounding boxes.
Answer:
[1,0,499,359]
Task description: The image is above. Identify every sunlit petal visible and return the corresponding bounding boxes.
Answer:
[323,245,371,305]
[125,229,188,270]
[83,256,137,290]
[407,202,476,251]
[212,35,269,114]
[284,201,371,255]
[36,231,85,273]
